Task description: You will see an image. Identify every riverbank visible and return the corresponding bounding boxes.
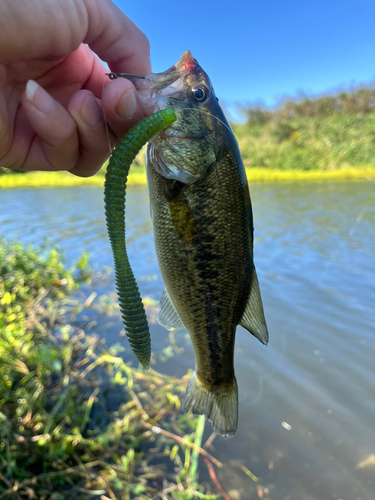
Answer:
[3,87,375,190]
[1,165,374,189]
[1,240,240,499]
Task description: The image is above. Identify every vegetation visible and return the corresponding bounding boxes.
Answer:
[233,85,375,171]
[0,165,373,189]
[0,240,259,499]
[1,85,375,187]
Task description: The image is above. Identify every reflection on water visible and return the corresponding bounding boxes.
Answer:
[1,182,374,500]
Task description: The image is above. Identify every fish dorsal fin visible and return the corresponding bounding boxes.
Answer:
[157,287,185,331]
[239,268,269,345]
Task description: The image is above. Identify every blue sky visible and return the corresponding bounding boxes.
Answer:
[114,0,375,119]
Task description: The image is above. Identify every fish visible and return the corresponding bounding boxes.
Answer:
[136,51,269,437]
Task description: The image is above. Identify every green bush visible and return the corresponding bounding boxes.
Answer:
[233,85,375,171]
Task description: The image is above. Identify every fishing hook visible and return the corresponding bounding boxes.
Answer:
[106,72,145,80]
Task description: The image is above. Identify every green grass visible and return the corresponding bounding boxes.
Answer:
[2,85,375,188]
[243,166,375,182]
[0,240,260,499]
[232,113,375,173]
[0,241,204,499]
[0,169,146,189]
[0,164,373,189]
[234,86,375,174]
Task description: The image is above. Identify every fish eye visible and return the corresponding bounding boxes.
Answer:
[189,85,209,103]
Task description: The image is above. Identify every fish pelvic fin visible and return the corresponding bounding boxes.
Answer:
[182,372,238,438]
[157,287,185,331]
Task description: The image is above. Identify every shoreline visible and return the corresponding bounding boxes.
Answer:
[0,166,374,189]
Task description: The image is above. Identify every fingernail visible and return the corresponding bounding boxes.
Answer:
[80,95,104,128]
[116,89,137,119]
[26,80,54,114]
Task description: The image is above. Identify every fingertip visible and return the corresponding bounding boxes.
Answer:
[21,81,79,170]
[68,90,104,129]
[67,90,116,178]
[102,78,146,138]
[115,85,137,120]
[25,80,38,102]
[24,80,55,114]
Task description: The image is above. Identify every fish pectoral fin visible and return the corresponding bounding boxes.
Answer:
[239,268,269,345]
[157,287,185,331]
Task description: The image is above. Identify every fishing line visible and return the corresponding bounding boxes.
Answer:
[316,197,373,289]
[196,104,291,407]
[152,99,284,403]
[101,74,113,156]
[250,194,373,407]
[349,205,368,236]
[190,108,237,140]
[194,107,293,407]
[246,329,289,407]
[102,73,150,161]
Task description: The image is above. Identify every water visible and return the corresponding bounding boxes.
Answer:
[1,182,374,500]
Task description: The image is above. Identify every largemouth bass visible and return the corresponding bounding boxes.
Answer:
[136,51,268,437]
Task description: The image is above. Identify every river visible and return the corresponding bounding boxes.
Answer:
[1,181,374,500]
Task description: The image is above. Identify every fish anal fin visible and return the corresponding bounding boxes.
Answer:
[157,287,185,331]
[183,372,238,438]
[239,268,269,345]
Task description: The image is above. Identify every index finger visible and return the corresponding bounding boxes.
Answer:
[83,0,151,76]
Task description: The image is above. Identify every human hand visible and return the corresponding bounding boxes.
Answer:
[0,0,150,177]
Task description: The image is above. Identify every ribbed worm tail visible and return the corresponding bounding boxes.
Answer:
[104,108,177,369]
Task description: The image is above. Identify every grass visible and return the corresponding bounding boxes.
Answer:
[234,86,375,174]
[232,114,375,173]
[0,169,146,189]
[0,165,374,190]
[2,85,375,188]
[0,240,259,500]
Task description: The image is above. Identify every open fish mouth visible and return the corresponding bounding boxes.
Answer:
[130,50,211,112]
[141,50,200,93]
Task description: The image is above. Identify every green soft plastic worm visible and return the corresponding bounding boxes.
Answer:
[104,108,177,369]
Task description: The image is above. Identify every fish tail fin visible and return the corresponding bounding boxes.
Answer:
[182,371,238,437]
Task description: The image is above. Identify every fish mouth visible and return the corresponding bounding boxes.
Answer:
[135,51,200,94]
[171,50,201,74]
[134,50,212,118]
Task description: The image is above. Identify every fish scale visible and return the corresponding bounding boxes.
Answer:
[148,145,253,383]
[106,50,268,435]
[142,51,268,436]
